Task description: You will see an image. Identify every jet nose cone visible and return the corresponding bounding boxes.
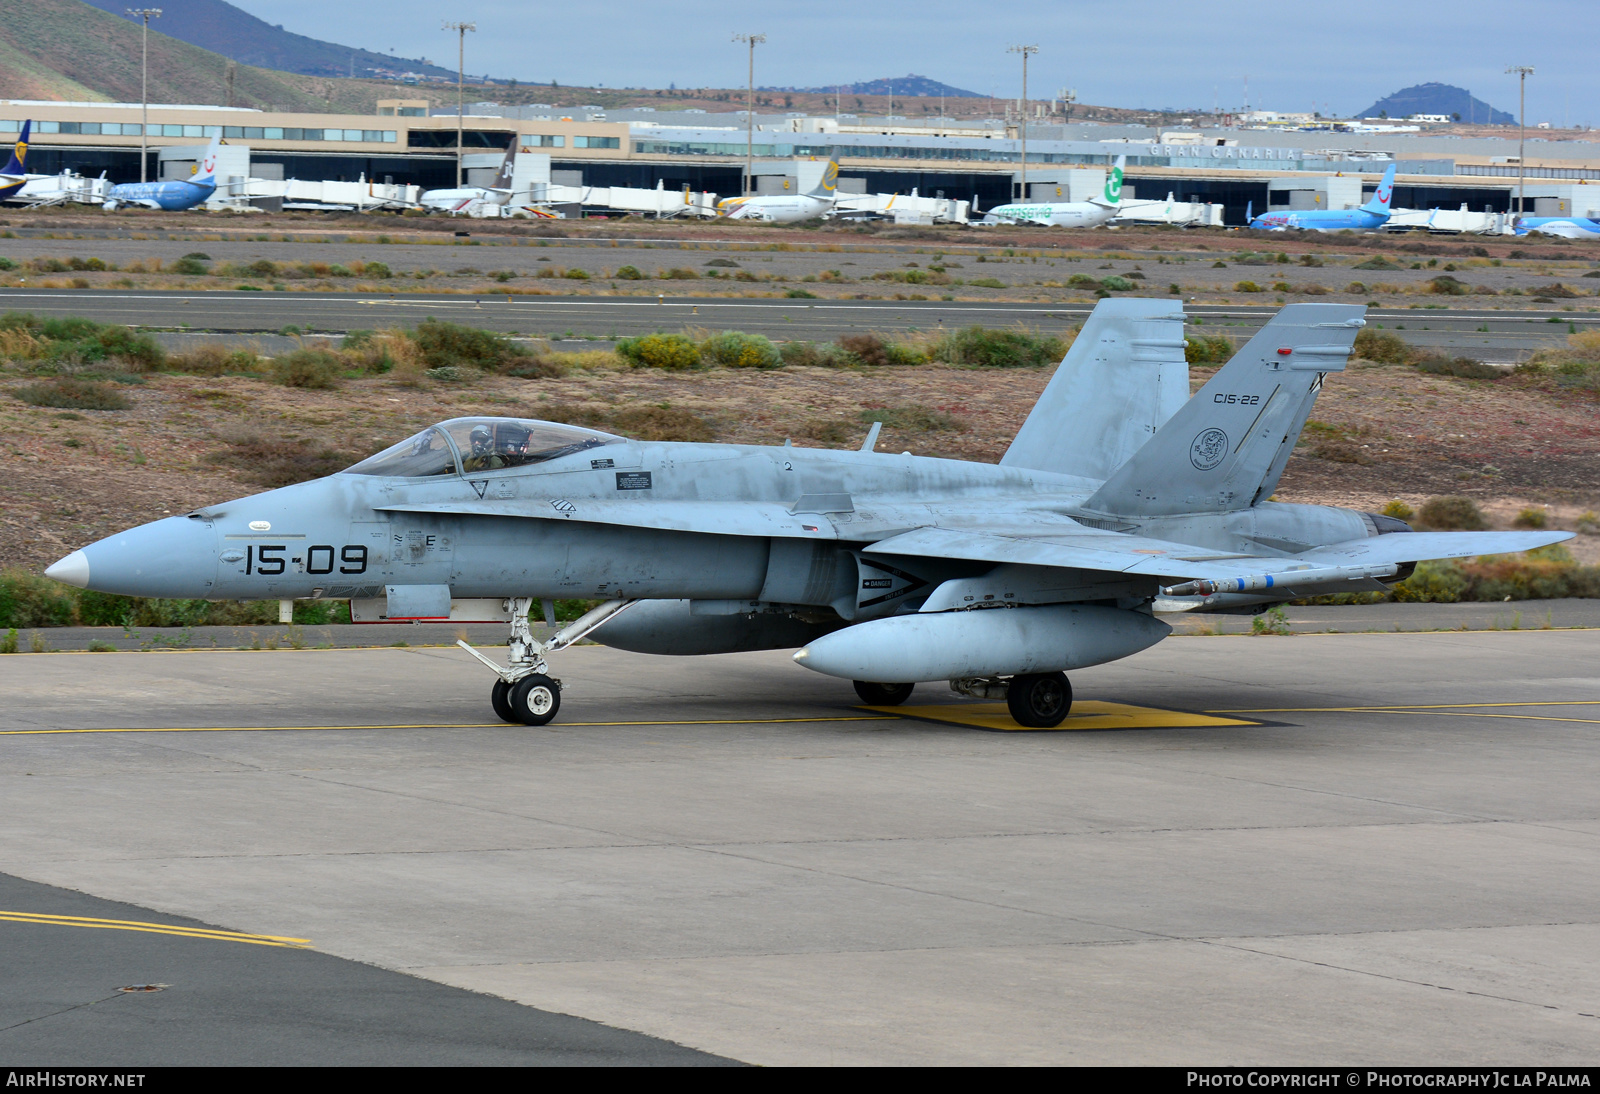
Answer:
[44,550,91,588]
[72,516,219,598]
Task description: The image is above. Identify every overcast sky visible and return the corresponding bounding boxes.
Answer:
[233,0,1592,126]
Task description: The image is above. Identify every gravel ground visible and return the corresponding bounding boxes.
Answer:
[0,212,1596,307]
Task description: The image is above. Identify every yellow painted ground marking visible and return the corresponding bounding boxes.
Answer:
[0,911,310,948]
[0,716,890,737]
[865,700,1262,733]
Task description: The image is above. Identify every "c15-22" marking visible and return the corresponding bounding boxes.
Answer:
[1213,393,1262,405]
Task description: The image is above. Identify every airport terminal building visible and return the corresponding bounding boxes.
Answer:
[5,97,1599,222]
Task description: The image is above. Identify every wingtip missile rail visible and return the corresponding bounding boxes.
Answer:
[1160,563,1400,599]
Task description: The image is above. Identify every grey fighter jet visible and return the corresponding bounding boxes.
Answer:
[46,301,1571,728]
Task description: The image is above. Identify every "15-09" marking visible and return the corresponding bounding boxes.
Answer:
[242,544,367,576]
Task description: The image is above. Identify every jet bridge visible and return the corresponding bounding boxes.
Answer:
[3,170,110,207]
[1111,194,1226,227]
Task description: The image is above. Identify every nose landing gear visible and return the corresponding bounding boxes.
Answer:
[458,597,636,726]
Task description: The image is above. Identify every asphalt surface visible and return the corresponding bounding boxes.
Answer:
[2,288,1594,357]
[0,871,733,1065]
[3,632,1599,1064]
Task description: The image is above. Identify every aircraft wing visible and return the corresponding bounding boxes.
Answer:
[376,494,1573,583]
[1296,530,1572,566]
[864,524,1574,582]
[867,525,1268,581]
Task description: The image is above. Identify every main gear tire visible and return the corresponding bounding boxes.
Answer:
[1005,672,1072,728]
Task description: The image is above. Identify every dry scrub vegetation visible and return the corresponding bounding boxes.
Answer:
[3,311,1599,619]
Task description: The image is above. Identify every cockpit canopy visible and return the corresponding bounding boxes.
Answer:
[344,417,623,478]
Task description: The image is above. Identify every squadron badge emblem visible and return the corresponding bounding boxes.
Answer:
[1189,428,1229,470]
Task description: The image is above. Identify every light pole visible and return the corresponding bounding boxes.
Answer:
[444,21,476,188]
[733,32,765,196]
[126,8,162,184]
[1008,44,1037,201]
[1506,65,1534,216]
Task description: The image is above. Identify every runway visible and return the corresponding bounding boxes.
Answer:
[0,287,1591,357]
[3,632,1598,1065]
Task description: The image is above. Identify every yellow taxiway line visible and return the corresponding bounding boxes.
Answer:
[0,911,310,948]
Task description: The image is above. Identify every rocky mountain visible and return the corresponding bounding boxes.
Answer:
[76,0,459,81]
[767,74,984,98]
[1356,83,1515,125]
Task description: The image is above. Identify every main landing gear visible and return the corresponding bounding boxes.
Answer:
[458,598,636,726]
[1005,672,1073,729]
[949,672,1074,728]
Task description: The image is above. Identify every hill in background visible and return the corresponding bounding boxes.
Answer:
[76,0,459,81]
[768,74,983,98]
[0,3,1184,126]
[1356,83,1515,125]
[0,0,437,112]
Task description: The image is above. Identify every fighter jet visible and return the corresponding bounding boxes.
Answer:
[45,301,1570,728]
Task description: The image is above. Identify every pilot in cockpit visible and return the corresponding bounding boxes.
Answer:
[462,425,504,471]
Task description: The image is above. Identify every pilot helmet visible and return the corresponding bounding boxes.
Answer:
[469,426,494,455]
[497,426,530,454]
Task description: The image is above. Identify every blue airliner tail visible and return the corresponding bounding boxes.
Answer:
[188,135,222,188]
[2,120,31,177]
[1358,163,1398,217]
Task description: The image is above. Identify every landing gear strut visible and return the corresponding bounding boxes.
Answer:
[458,598,636,726]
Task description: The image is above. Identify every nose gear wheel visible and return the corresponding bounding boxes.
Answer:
[457,597,637,727]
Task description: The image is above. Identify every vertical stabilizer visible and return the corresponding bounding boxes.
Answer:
[1000,298,1188,481]
[188,135,222,188]
[492,138,517,191]
[1085,303,1365,516]
[798,158,839,197]
[1,120,30,177]
[1091,155,1126,208]
[1359,163,1398,216]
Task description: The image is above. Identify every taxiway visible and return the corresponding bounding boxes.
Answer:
[2,631,1598,1064]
